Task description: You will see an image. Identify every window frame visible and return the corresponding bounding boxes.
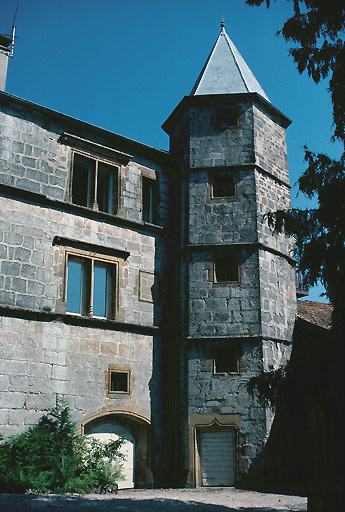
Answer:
[213,253,240,285]
[65,247,119,320]
[107,367,131,397]
[142,175,159,225]
[213,345,241,376]
[71,150,119,215]
[212,108,239,130]
[210,170,236,200]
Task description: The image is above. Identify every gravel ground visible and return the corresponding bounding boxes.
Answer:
[0,488,308,511]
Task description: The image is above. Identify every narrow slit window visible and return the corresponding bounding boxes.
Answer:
[93,263,113,318]
[97,162,116,214]
[142,176,158,224]
[72,155,94,208]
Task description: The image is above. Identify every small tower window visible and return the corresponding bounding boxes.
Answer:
[213,109,239,130]
[214,254,240,283]
[214,346,240,375]
[212,172,235,198]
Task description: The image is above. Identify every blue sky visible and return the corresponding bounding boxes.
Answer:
[2,0,341,301]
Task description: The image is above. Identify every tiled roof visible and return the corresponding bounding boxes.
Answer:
[190,22,269,100]
[297,300,333,330]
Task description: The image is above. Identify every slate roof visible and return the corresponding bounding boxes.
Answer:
[190,21,269,100]
[297,300,333,330]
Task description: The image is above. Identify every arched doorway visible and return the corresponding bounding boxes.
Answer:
[82,411,151,489]
[86,421,135,489]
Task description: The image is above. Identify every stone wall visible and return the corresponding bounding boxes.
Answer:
[0,98,174,486]
[0,195,168,326]
[188,249,261,338]
[188,101,254,168]
[0,315,157,437]
[255,170,293,255]
[0,102,173,228]
[186,339,267,479]
[253,105,289,184]
[188,169,258,245]
[259,251,296,341]
[0,107,70,200]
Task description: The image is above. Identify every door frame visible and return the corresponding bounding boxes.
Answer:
[196,425,237,487]
[188,414,240,488]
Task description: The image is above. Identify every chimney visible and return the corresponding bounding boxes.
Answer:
[0,33,13,92]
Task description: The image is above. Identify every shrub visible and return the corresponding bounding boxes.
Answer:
[0,398,124,494]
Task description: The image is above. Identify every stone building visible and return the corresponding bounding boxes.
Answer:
[0,23,297,488]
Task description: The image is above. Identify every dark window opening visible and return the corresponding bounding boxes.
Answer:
[214,109,239,130]
[214,346,240,374]
[142,176,158,224]
[72,155,94,208]
[212,173,235,198]
[72,154,118,214]
[110,371,129,393]
[214,255,239,283]
[97,162,117,213]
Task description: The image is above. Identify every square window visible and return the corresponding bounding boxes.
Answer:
[142,176,158,224]
[214,346,240,374]
[211,172,235,199]
[66,254,116,319]
[214,254,239,283]
[213,109,239,130]
[109,371,129,393]
[72,153,118,214]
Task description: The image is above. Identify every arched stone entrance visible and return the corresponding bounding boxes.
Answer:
[86,421,135,489]
[82,410,152,489]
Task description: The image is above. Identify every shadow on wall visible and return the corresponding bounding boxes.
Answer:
[149,232,178,488]
[0,494,306,512]
[237,315,343,503]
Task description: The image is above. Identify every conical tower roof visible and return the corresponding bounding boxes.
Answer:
[190,21,269,101]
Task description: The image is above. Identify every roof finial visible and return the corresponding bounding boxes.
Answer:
[221,16,225,32]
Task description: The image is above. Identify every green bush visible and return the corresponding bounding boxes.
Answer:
[0,398,124,494]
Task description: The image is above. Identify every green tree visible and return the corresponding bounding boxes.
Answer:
[246,0,345,324]
[245,1,344,506]
[0,398,124,494]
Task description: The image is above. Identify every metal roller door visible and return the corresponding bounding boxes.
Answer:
[199,430,236,487]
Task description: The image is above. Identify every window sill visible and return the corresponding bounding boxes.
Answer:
[213,281,241,287]
[213,372,240,377]
[0,305,160,335]
[142,220,163,229]
[107,392,130,398]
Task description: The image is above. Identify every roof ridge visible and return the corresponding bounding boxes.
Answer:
[223,30,249,94]
[190,23,269,100]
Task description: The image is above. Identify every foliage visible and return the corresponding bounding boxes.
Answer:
[266,148,345,307]
[0,398,124,494]
[246,0,345,327]
[246,1,345,139]
[246,367,287,409]
[246,0,345,414]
